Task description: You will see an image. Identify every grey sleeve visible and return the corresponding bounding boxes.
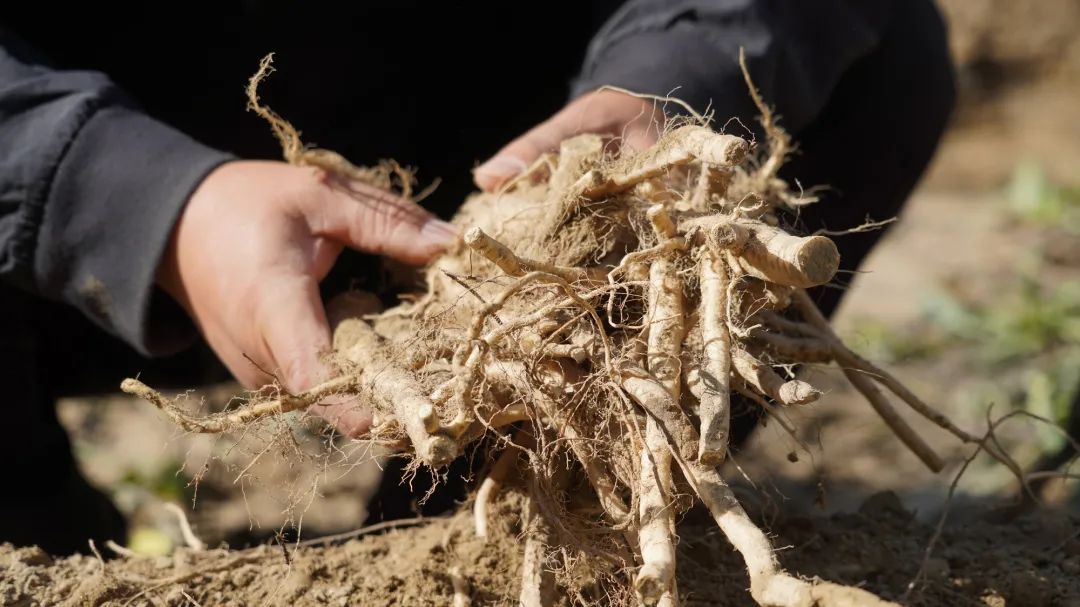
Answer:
[573,0,897,134]
[0,30,234,356]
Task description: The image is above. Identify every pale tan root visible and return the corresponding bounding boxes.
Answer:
[120,376,357,434]
[644,280,683,394]
[835,346,985,445]
[485,404,532,428]
[128,81,964,607]
[620,371,699,463]
[679,460,898,607]
[163,503,206,552]
[445,270,611,438]
[644,204,684,397]
[697,247,733,465]
[334,317,459,467]
[539,342,590,363]
[732,221,840,288]
[731,349,821,406]
[729,275,794,316]
[732,381,799,437]
[474,444,521,539]
[535,133,613,237]
[104,540,138,559]
[633,223,685,605]
[634,419,678,606]
[534,134,607,237]
[548,134,605,195]
[748,328,835,364]
[680,216,750,250]
[520,486,557,607]
[464,227,600,284]
[839,366,942,472]
[630,289,899,607]
[691,163,734,208]
[786,291,1004,459]
[575,126,749,200]
[789,290,947,473]
[519,327,590,363]
[646,204,678,242]
[450,566,472,607]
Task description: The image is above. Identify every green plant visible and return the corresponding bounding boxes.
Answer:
[1005,160,1080,233]
[920,273,1080,366]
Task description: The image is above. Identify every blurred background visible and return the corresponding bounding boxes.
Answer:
[56,0,1080,555]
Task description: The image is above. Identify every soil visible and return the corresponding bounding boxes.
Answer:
[5,492,1079,607]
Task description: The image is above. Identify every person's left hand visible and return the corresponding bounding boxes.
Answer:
[473,89,664,192]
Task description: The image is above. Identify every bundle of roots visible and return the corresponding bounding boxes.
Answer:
[122,55,1013,607]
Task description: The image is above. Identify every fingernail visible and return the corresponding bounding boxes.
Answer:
[420,219,460,248]
[474,155,527,180]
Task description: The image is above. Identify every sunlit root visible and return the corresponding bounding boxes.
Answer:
[120,376,358,434]
[331,316,460,467]
[731,221,840,288]
[634,229,684,605]
[464,227,600,284]
[634,420,678,606]
[576,126,748,200]
[474,444,521,539]
[680,460,899,607]
[731,349,821,407]
[696,249,732,465]
[520,484,557,607]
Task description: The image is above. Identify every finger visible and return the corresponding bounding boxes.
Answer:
[309,395,372,438]
[258,279,372,437]
[257,271,334,394]
[622,121,660,153]
[473,117,568,192]
[313,180,458,265]
[473,91,664,192]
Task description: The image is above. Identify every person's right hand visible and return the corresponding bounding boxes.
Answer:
[156,160,457,436]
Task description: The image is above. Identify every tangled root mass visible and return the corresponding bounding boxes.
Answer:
[123,55,1004,607]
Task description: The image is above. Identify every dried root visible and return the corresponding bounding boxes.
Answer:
[122,56,1000,607]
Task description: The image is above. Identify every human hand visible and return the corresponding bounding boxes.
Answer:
[473,89,664,192]
[156,160,457,436]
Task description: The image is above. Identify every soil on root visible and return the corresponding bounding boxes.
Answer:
[5,494,1077,607]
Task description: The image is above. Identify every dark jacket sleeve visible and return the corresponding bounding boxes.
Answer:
[0,29,234,356]
[574,0,899,134]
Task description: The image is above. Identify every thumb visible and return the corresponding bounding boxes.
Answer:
[316,180,459,265]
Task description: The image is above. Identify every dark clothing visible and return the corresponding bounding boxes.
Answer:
[0,1,955,554]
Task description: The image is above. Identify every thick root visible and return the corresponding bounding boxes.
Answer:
[520,486,557,607]
[464,226,599,284]
[733,221,840,288]
[634,419,677,606]
[731,349,821,407]
[576,126,748,201]
[474,444,520,539]
[335,317,460,467]
[697,249,733,465]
